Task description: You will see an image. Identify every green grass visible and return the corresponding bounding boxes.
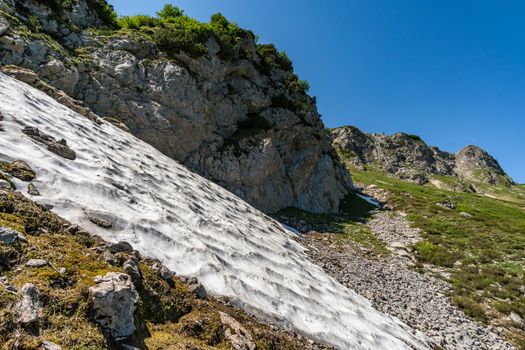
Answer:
[350,167,525,346]
[275,192,388,257]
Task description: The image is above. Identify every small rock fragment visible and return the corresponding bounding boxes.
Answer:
[189,282,207,299]
[17,283,42,324]
[109,241,133,253]
[0,227,26,245]
[26,259,48,268]
[41,340,62,350]
[28,183,40,196]
[123,259,141,282]
[89,216,112,229]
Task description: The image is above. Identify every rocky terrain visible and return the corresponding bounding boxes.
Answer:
[0,0,351,214]
[331,125,513,186]
[0,185,332,349]
[296,213,516,350]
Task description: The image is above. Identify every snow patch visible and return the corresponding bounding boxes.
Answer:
[0,73,431,349]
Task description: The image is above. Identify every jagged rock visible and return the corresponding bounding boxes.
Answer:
[17,283,42,324]
[509,312,523,326]
[89,272,138,340]
[28,183,40,196]
[22,126,76,160]
[455,145,513,185]
[26,259,48,267]
[109,241,133,253]
[0,0,353,214]
[0,226,26,244]
[437,200,456,210]
[331,126,513,186]
[219,312,256,350]
[156,265,173,280]
[41,340,62,350]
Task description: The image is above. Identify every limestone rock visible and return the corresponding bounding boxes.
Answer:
[17,283,42,324]
[0,0,353,214]
[2,160,35,181]
[219,312,256,350]
[331,126,513,187]
[22,126,76,160]
[41,340,62,350]
[26,259,48,267]
[89,272,138,340]
[109,241,133,253]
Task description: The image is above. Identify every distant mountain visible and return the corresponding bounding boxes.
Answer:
[330,126,514,188]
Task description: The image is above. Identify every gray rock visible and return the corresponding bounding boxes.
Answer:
[219,312,256,350]
[0,226,26,245]
[41,340,62,350]
[22,126,76,160]
[109,241,133,253]
[89,272,138,340]
[17,283,42,324]
[123,259,141,282]
[331,126,513,187]
[189,282,207,300]
[0,16,9,36]
[0,179,11,189]
[26,259,48,267]
[28,183,40,196]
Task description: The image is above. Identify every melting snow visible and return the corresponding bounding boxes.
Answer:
[357,193,381,207]
[0,73,431,349]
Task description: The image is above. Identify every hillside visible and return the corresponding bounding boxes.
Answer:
[0,72,433,348]
[331,125,514,188]
[0,0,351,214]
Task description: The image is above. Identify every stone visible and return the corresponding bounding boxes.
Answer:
[17,283,42,324]
[509,312,523,326]
[28,183,40,196]
[109,241,133,253]
[156,265,173,281]
[41,340,62,350]
[0,179,11,189]
[89,215,112,229]
[219,312,256,350]
[123,259,141,283]
[189,282,207,300]
[6,160,36,181]
[26,259,48,267]
[22,126,76,160]
[0,226,26,245]
[89,272,138,340]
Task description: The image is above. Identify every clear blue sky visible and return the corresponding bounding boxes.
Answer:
[109,0,525,183]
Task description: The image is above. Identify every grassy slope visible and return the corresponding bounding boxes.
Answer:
[0,189,325,350]
[350,167,525,348]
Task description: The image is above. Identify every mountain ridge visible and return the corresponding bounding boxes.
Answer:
[330,125,514,189]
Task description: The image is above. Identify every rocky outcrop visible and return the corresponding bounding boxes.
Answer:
[0,0,352,213]
[331,126,513,186]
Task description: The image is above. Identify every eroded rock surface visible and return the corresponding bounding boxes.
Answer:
[0,0,352,213]
[331,126,513,186]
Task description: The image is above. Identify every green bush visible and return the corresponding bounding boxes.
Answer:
[118,15,160,29]
[157,4,184,20]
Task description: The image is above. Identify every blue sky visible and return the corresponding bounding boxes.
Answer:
[109,0,525,183]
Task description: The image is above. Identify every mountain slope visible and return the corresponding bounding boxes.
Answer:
[331,126,513,187]
[0,73,431,349]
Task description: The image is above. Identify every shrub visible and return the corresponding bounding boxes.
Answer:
[157,4,184,20]
[118,15,160,29]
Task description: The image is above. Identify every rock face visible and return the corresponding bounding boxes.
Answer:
[331,126,513,186]
[0,0,352,213]
[89,272,138,340]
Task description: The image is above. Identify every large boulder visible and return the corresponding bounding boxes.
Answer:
[89,272,138,340]
[455,145,513,186]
